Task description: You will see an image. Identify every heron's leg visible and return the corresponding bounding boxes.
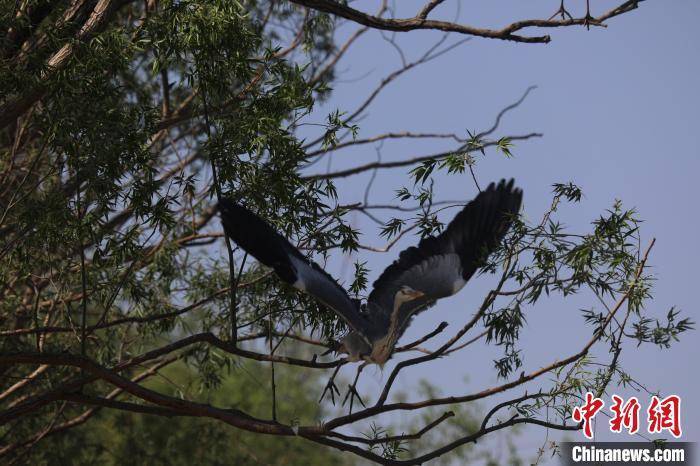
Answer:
[582,0,599,29]
[548,0,573,20]
[319,364,342,405]
[342,361,368,414]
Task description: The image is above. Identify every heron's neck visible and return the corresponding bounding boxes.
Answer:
[390,296,407,325]
[383,299,404,346]
[369,298,406,364]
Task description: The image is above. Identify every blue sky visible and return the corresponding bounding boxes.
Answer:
[302,0,699,461]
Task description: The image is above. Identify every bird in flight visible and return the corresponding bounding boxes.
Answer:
[218,179,522,365]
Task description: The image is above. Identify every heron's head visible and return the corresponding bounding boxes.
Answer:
[395,285,425,305]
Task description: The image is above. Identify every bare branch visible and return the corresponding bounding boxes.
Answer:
[303,133,541,180]
[287,0,642,45]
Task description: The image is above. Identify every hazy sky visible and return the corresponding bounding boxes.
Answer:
[303,0,699,462]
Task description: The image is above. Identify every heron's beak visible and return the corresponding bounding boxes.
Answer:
[407,289,425,299]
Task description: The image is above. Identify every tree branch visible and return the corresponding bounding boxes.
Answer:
[286,0,642,45]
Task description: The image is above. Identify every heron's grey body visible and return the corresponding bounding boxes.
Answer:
[218,179,522,365]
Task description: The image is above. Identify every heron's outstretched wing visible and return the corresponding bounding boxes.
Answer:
[367,179,523,341]
[218,199,369,338]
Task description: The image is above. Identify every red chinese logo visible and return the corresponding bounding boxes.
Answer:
[609,395,640,434]
[572,393,682,438]
[572,392,605,439]
[647,395,682,438]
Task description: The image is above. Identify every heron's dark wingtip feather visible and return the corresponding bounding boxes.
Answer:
[217,200,364,334]
[450,178,522,279]
[369,178,522,299]
[217,199,299,283]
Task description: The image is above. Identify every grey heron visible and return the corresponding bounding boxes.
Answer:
[218,179,522,365]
